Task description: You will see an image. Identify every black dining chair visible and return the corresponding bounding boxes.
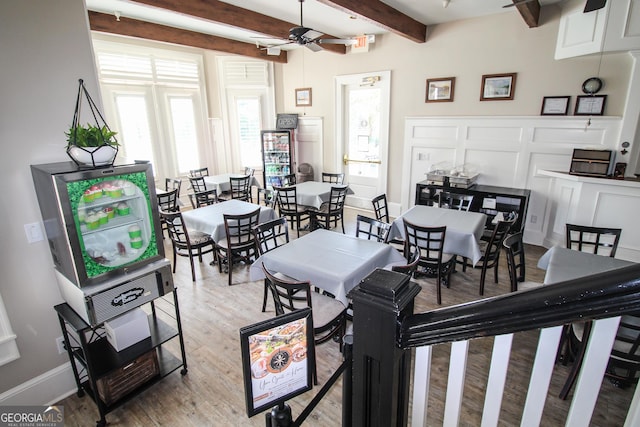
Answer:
[371,194,390,223]
[566,224,622,257]
[160,210,215,282]
[253,217,290,312]
[157,188,179,238]
[215,207,261,286]
[261,262,347,346]
[189,167,209,177]
[273,185,310,237]
[187,176,218,208]
[322,172,345,184]
[503,232,541,292]
[220,175,251,202]
[473,216,516,295]
[355,214,391,243]
[165,177,182,196]
[438,192,474,211]
[372,193,404,250]
[556,225,625,399]
[403,219,455,305]
[308,185,348,233]
[244,167,255,202]
[391,243,421,277]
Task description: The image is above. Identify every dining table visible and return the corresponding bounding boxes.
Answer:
[388,205,487,266]
[249,229,407,305]
[537,246,633,284]
[203,173,261,194]
[181,199,276,243]
[293,181,353,209]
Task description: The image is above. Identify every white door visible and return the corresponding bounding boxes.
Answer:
[335,71,390,209]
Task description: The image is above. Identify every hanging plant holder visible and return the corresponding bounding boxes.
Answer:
[66,79,119,168]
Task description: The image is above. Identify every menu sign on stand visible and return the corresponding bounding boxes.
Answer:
[240,308,315,418]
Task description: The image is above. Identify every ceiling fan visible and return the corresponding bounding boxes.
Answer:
[502,0,607,12]
[257,0,356,52]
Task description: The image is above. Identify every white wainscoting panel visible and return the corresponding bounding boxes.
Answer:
[402,116,622,246]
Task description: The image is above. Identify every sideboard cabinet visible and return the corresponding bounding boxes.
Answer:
[415,180,531,233]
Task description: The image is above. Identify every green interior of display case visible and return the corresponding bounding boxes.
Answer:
[66,172,158,278]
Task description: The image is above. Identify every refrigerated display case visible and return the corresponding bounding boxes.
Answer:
[32,161,187,426]
[261,130,295,189]
[31,161,173,325]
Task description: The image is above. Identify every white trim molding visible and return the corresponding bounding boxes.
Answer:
[401,115,623,246]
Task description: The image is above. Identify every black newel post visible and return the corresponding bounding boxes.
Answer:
[348,269,421,427]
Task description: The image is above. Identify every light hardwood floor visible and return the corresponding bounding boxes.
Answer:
[57,207,635,426]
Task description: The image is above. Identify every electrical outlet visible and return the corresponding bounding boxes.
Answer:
[530,215,538,224]
[55,336,66,354]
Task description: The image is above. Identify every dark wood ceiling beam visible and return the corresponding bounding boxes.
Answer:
[88,11,288,63]
[513,0,540,27]
[317,0,426,43]
[128,0,346,54]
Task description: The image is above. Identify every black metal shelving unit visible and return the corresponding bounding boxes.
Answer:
[55,288,187,427]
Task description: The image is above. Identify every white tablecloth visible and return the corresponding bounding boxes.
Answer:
[388,205,486,266]
[294,181,353,209]
[203,173,261,194]
[250,229,406,305]
[537,246,633,285]
[181,200,275,242]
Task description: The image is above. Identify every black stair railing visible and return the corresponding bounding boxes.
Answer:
[347,264,640,427]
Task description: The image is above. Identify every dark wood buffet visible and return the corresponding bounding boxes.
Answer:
[415,180,531,233]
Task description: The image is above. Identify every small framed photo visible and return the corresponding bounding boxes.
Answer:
[541,96,571,115]
[574,95,607,116]
[295,88,312,107]
[480,73,517,101]
[240,308,315,417]
[426,77,456,102]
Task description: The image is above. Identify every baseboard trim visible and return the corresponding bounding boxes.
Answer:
[0,362,77,405]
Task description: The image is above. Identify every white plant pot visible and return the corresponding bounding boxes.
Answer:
[67,145,117,167]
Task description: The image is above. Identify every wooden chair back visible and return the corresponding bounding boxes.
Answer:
[355,214,391,243]
[565,224,622,257]
[371,194,390,223]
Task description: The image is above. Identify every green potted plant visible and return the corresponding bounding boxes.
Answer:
[66,124,118,148]
[66,79,120,168]
[66,124,119,167]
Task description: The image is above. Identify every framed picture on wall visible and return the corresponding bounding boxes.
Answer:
[541,96,571,115]
[480,73,517,101]
[574,95,607,116]
[426,77,456,102]
[295,88,312,107]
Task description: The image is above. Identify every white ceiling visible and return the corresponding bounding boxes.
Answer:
[86,0,566,49]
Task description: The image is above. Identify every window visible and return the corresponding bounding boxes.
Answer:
[236,97,262,167]
[93,39,208,182]
[217,58,275,174]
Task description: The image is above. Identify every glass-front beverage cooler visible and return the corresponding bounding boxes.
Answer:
[261,130,295,188]
[31,161,174,325]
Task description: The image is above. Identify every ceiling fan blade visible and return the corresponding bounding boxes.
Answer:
[259,41,294,50]
[584,0,606,13]
[502,0,535,8]
[317,38,357,46]
[305,43,323,52]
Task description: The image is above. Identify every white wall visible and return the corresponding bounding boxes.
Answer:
[0,0,101,402]
[401,116,622,247]
[278,7,632,206]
